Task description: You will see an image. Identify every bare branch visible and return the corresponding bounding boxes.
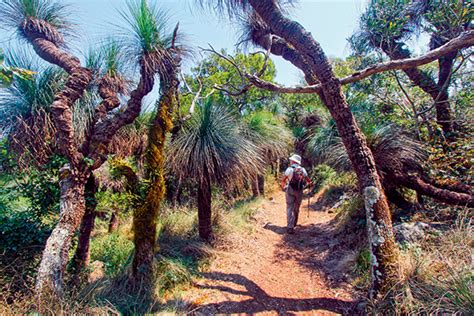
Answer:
[247,74,321,93]
[340,30,474,85]
[199,31,474,97]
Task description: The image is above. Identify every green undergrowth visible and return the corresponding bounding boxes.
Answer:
[0,183,268,314]
[89,192,265,313]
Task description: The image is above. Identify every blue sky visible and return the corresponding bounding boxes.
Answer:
[0,0,368,86]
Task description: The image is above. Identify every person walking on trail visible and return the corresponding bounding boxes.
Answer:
[281,154,312,234]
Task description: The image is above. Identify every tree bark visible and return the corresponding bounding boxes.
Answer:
[132,70,178,281]
[382,40,454,137]
[197,177,213,241]
[257,174,265,196]
[395,175,474,207]
[248,0,400,299]
[71,175,98,284]
[251,175,260,197]
[108,210,120,233]
[26,36,93,165]
[35,167,88,296]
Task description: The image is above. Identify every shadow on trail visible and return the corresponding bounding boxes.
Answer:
[191,272,358,315]
[263,200,364,290]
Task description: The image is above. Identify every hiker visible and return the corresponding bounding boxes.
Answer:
[281,154,312,234]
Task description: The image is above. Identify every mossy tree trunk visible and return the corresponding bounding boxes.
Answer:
[248,0,400,299]
[132,72,178,282]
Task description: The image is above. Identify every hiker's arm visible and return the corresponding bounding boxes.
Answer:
[280,176,288,190]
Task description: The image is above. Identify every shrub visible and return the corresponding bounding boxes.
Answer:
[90,233,133,277]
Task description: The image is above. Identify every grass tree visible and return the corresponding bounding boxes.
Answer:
[244,110,293,195]
[117,0,185,282]
[168,101,263,241]
[308,123,474,208]
[0,50,64,168]
[0,48,35,87]
[0,0,173,296]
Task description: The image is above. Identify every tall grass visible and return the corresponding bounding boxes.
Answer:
[367,211,473,314]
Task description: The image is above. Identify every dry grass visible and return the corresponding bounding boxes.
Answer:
[369,209,473,314]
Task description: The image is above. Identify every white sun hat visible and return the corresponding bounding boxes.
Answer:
[289,154,302,165]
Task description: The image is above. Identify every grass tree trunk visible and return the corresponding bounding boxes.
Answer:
[248,0,400,299]
[108,210,120,233]
[257,174,265,196]
[251,175,260,197]
[132,80,177,281]
[71,175,98,284]
[35,167,89,296]
[197,173,213,241]
[20,26,93,297]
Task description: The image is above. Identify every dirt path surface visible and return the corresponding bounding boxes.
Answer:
[186,190,361,315]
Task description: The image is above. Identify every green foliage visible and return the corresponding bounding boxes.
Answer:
[155,256,192,296]
[0,48,63,130]
[96,190,133,217]
[168,100,263,187]
[180,50,276,115]
[20,155,64,218]
[0,49,35,88]
[310,164,337,191]
[244,110,293,163]
[0,0,71,32]
[118,0,176,61]
[352,248,371,289]
[351,0,414,53]
[90,233,134,277]
[0,156,63,256]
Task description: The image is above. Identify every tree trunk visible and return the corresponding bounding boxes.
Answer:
[172,176,182,208]
[70,175,98,284]
[257,174,265,196]
[251,175,260,197]
[108,210,119,233]
[396,175,474,207]
[132,76,177,281]
[382,41,454,137]
[35,166,88,297]
[197,178,213,241]
[248,0,400,299]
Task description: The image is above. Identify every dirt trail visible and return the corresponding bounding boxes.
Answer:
[186,190,361,315]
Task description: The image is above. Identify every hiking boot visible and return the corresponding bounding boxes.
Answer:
[287,227,294,234]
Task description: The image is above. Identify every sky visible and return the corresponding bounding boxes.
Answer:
[0,0,369,87]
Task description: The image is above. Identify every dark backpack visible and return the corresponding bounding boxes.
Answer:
[289,166,305,190]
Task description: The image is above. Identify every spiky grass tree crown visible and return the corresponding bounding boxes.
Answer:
[0,0,72,45]
[168,100,264,187]
[308,122,427,175]
[244,111,293,163]
[118,0,182,75]
[1,49,64,124]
